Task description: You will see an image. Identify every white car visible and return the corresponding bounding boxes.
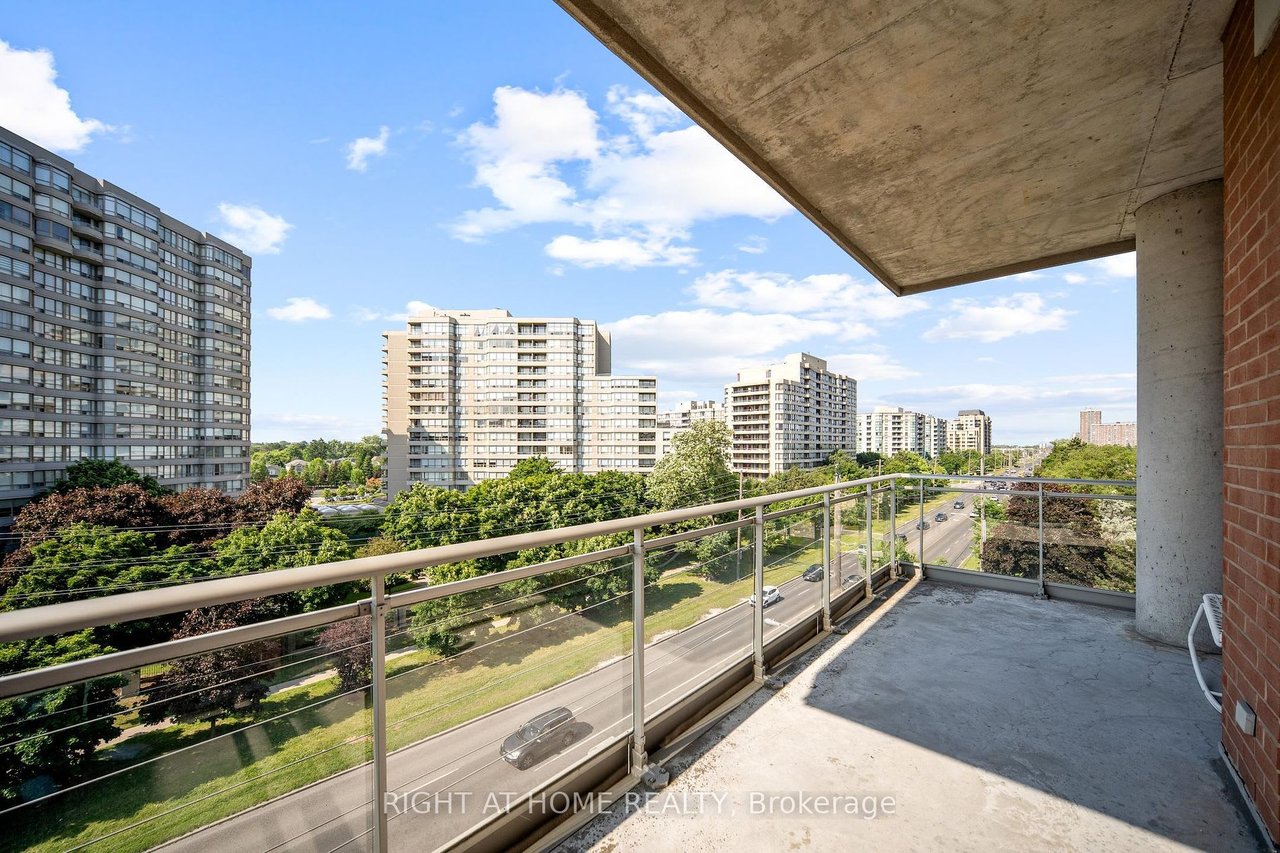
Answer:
[749,585,781,608]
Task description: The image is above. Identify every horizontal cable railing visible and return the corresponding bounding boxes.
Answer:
[0,471,1133,853]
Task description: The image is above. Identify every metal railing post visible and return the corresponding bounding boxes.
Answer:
[370,575,389,853]
[1036,483,1047,599]
[821,493,832,630]
[864,484,874,596]
[832,489,843,588]
[889,486,898,578]
[630,527,647,773]
[753,505,765,682]
[918,479,926,568]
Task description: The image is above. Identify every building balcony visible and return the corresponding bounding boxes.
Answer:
[0,473,1265,853]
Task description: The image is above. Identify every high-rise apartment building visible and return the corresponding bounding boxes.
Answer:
[382,309,658,494]
[857,406,948,458]
[1079,408,1102,443]
[947,409,993,455]
[1077,408,1137,447]
[0,127,251,527]
[725,353,856,478]
[656,400,726,457]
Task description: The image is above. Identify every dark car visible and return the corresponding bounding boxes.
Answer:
[802,563,823,582]
[953,499,965,510]
[934,512,948,522]
[500,706,577,770]
[915,520,930,530]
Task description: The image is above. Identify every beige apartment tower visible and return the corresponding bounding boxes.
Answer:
[725,352,856,478]
[382,309,658,494]
[1078,407,1136,447]
[656,400,726,458]
[858,406,948,458]
[947,409,993,455]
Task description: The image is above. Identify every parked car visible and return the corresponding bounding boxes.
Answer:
[500,706,578,770]
[749,585,781,607]
[802,564,823,582]
[934,512,948,522]
[915,520,930,530]
[953,499,965,509]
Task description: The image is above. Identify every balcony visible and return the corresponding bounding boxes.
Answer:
[0,473,1259,852]
[562,579,1258,851]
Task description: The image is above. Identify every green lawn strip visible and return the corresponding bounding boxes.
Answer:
[21,542,822,852]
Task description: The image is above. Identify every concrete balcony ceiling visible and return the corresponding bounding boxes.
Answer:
[555,0,1233,294]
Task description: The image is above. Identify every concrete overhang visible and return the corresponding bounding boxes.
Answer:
[555,0,1233,296]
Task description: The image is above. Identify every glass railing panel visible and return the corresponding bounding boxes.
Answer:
[761,506,823,642]
[834,495,865,591]
[1042,492,1136,593]
[4,614,375,853]
[870,486,895,575]
[380,552,632,848]
[643,517,753,720]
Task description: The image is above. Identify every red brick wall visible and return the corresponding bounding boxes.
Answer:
[1221,0,1280,841]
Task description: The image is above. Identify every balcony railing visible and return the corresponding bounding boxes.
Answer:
[0,473,1135,852]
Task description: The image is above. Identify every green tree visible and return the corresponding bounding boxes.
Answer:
[317,617,374,692]
[0,631,124,803]
[214,511,357,611]
[51,459,165,496]
[139,601,281,731]
[1037,438,1136,482]
[508,457,559,479]
[646,420,736,511]
[2,524,207,648]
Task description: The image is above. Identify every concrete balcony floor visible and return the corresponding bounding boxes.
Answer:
[560,579,1262,852]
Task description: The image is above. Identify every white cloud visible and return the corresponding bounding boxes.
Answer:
[922,293,1072,343]
[366,300,439,325]
[891,373,1136,443]
[267,297,332,322]
[605,84,683,138]
[451,85,793,268]
[826,348,921,381]
[737,236,768,255]
[345,125,390,172]
[215,203,292,255]
[898,374,1135,406]
[546,233,696,268]
[0,40,113,152]
[1063,272,1087,284]
[604,309,836,379]
[1090,253,1136,278]
[690,270,927,323]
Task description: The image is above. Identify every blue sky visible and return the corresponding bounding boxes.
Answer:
[0,2,1137,446]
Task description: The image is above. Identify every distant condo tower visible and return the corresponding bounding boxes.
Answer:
[382,309,658,495]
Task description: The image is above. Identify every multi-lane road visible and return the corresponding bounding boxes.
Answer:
[155,486,1020,851]
[158,554,867,852]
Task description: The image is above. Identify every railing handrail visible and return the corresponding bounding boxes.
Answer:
[0,472,1134,646]
[0,473,896,644]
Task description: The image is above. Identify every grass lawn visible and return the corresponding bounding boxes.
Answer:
[17,539,824,853]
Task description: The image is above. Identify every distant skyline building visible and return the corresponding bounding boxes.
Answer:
[0,126,252,528]
[1078,408,1137,447]
[857,406,947,458]
[725,352,856,478]
[382,309,658,495]
[656,400,726,458]
[947,409,993,456]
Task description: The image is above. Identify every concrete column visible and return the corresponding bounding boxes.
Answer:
[1134,180,1223,645]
